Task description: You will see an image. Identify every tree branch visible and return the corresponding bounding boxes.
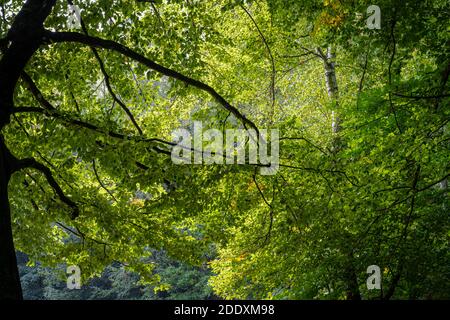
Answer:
[387,16,402,134]
[92,158,118,202]
[253,168,273,245]
[12,105,175,151]
[20,71,57,112]
[43,30,259,135]
[75,12,143,135]
[393,92,450,100]
[15,158,79,219]
[240,4,276,118]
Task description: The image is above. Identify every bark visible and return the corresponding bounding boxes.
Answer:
[0,136,22,300]
[0,0,57,300]
[318,47,339,133]
[383,267,402,300]
[0,0,56,129]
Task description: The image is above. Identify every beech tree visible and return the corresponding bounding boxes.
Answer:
[0,0,448,300]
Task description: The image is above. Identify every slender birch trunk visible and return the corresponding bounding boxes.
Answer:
[318,46,340,133]
[317,46,361,300]
[0,0,57,299]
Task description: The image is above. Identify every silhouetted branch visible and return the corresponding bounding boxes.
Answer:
[92,159,118,202]
[43,30,260,135]
[15,158,79,219]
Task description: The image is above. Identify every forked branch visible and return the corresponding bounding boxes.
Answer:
[15,158,79,219]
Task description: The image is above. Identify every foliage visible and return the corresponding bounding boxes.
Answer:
[0,0,448,300]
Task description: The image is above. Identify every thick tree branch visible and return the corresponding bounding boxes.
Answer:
[0,0,57,129]
[91,48,144,135]
[279,136,328,155]
[17,72,172,151]
[417,173,450,192]
[43,30,259,134]
[12,105,175,151]
[279,163,359,187]
[20,71,57,112]
[75,11,143,135]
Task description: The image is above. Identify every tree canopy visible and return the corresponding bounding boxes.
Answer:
[0,0,448,300]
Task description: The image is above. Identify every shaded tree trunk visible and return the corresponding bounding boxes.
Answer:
[0,136,22,300]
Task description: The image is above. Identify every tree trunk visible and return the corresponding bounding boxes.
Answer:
[0,0,57,300]
[344,250,361,300]
[0,136,22,300]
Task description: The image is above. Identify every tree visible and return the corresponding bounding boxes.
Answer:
[209,0,449,299]
[0,0,248,299]
[0,0,448,300]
